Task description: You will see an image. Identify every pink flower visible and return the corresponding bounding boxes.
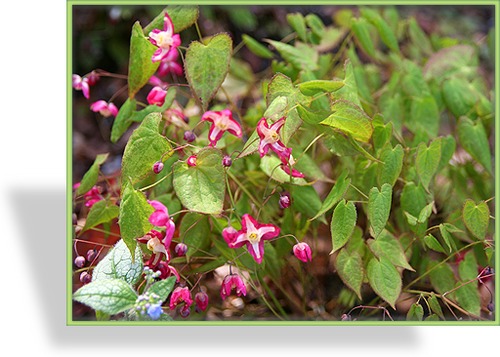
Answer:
[222,214,280,264]
[147,200,176,248]
[90,100,118,117]
[293,242,312,263]
[149,75,167,88]
[138,230,170,268]
[72,74,90,99]
[147,86,167,106]
[155,261,180,282]
[257,117,304,178]
[186,155,197,167]
[256,117,291,163]
[148,12,181,63]
[157,49,183,77]
[169,286,193,310]
[195,291,209,312]
[201,109,242,146]
[83,186,103,207]
[220,274,247,300]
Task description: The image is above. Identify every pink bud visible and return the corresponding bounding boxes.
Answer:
[220,274,247,300]
[86,249,97,262]
[74,256,86,268]
[80,271,91,284]
[195,291,209,312]
[187,155,197,167]
[293,242,312,263]
[86,71,100,86]
[147,86,167,106]
[183,131,196,143]
[279,191,291,209]
[152,161,164,174]
[175,243,188,257]
[222,155,232,167]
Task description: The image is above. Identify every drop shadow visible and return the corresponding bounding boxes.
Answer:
[11,187,418,349]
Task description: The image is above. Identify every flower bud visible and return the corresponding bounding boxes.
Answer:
[74,256,86,268]
[80,271,91,284]
[175,243,188,257]
[487,302,495,312]
[279,191,291,209]
[86,71,100,86]
[86,249,97,262]
[152,161,164,174]
[187,155,197,167]
[293,242,312,263]
[180,305,191,318]
[222,155,232,167]
[341,313,352,321]
[195,291,209,312]
[183,130,196,143]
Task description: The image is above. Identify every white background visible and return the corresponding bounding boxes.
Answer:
[0,1,497,355]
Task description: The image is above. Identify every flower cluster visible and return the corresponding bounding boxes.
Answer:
[135,292,164,320]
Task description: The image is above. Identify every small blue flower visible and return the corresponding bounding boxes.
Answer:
[147,303,163,320]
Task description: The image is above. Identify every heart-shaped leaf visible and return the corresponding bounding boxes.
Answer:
[462,199,490,240]
[185,33,232,111]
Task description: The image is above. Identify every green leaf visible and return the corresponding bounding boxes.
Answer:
[147,276,176,303]
[119,182,154,259]
[401,182,427,217]
[423,45,477,81]
[334,247,364,299]
[305,14,325,37]
[172,147,225,214]
[409,95,440,138]
[439,224,457,253]
[143,5,199,35]
[111,98,137,143]
[81,200,119,233]
[366,257,401,309]
[437,135,456,172]
[462,199,490,240]
[292,185,324,222]
[297,80,344,96]
[335,59,362,107]
[296,103,330,125]
[416,139,442,190]
[368,183,392,237]
[287,13,307,42]
[457,117,492,174]
[330,200,357,254]
[310,170,350,221]
[377,144,404,187]
[408,17,432,55]
[260,155,308,186]
[73,278,137,315]
[76,153,109,195]
[242,34,273,59]
[121,113,172,185]
[424,234,446,254]
[418,201,434,223]
[320,100,373,143]
[361,8,400,53]
[458,251,478,282]
[429,261,456,294]
[180,213,211,260]
[265,40,318,71]
[407,303,424,321]
[442,76,478,118]
[428,293,444,319]
[351,18,376,58]
[128,21,160,98]
[92,239,143,285]
[454,282,481,317]
[367,231,414,271]
[185,33,232,111]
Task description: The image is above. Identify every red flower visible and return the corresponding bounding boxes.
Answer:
[220,274,247,300]
[201,109,242,146]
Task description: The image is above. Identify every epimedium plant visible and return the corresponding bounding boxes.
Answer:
[71,5,495,322]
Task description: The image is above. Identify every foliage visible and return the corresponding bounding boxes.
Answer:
[72,5,495,323]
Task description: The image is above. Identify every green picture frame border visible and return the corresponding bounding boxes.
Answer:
[66,0,500,326]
